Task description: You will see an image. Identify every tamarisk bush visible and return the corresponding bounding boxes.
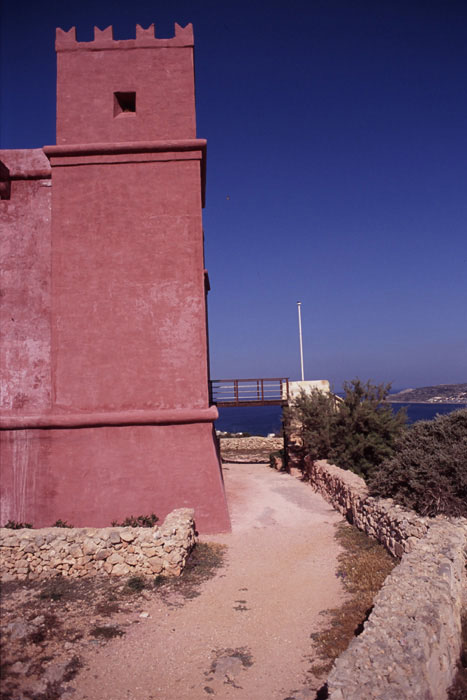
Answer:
[329,379,407,479]
[369,409,467,517]
[285,379,406,479]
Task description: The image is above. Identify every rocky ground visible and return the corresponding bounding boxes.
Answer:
[219,436,283,463]
[1,575,144,700]
[0,545,225,700]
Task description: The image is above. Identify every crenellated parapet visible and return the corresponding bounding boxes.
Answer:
[56,23,194,52]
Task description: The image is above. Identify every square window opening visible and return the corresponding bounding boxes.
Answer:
[114,92,136,117]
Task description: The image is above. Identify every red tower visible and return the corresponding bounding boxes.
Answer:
[0,24,231,533]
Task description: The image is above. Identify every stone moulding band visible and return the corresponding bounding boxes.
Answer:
[8,170,51,180]
[43,139,207,158]
[46,152,202,167]
[0,406,219,431]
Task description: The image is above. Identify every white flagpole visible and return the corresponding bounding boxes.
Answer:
[297,301,304,381]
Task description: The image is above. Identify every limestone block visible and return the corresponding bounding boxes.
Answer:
[103,560,113,574]
[106,552,123,565]
[95,549,111,560]
[120,530,136,543]
[82,539,97,555]
[147,556,164,573]
[112,563,130,576]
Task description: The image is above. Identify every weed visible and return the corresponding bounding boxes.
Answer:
[125,575,146,592]
[3,520,32,529]
[111,513,159,527]
[51,519,73,528]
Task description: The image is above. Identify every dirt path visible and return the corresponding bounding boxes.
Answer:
[72,464,345,700]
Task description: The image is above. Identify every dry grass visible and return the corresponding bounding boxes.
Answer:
[310,521,397,677]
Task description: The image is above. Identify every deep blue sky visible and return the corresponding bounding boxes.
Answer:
[1,0,466,391]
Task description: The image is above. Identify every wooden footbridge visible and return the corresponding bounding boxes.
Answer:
[209,378,289,407]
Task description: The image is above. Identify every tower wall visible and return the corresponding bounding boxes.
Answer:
[46,151,208,411]
[0,423,228,531]
[0,25,230,533]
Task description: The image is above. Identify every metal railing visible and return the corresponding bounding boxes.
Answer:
[209,378,289,407]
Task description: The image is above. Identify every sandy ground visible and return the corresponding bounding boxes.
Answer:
[71,463,345,700]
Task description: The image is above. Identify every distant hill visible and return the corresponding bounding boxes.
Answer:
[388,383,467,404]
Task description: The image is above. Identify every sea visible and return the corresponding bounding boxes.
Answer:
[215,402,466,437]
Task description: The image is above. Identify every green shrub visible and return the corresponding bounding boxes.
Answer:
[284,379,406,479]
[369,409,467,517]
[329,379,407,479]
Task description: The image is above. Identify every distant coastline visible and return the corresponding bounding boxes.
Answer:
[388,382,467,405]
[389,399,467,405]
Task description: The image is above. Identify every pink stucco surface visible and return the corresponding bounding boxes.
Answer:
[0,423,230,533]
[0,25,231,533]
[48,153,207,411]
[0,150,52,414]
[56,25,196,145]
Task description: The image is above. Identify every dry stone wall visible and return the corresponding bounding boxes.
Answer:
[220,436,284,463]
[305,458,430,558]
[304,459,467,700]
[0,508,195,580]
[327,520,466,700]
